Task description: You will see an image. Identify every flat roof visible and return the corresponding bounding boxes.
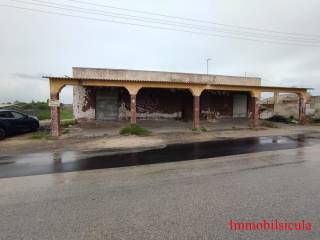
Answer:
[44,76,311,92]
[72,67,261,80]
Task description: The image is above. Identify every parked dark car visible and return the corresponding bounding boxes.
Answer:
[0,110,39,140]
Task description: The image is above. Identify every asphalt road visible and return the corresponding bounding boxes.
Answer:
[1,137,320,239]
[0,135,308,178]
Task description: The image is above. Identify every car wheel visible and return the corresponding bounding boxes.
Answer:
[30,123,39,132]
[0,128,6,140]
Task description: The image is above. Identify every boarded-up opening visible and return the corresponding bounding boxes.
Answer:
[233,94,248,118]
[200,91,249,120]
[96,88,119,121]
[136,88,193,120]
[200,90,233,120]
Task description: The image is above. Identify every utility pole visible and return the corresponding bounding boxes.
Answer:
[206,58,211,75]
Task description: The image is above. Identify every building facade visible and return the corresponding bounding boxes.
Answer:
[72,67,260,122]
[46,67,309,136]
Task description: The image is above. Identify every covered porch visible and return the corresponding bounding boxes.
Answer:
[46,75,308,137]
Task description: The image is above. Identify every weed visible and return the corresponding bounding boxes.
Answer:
[28,132,50,140]
[120,124,151,136]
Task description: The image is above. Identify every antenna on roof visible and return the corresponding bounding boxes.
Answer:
[206,58,212,75]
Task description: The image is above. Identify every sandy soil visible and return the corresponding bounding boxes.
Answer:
[0,120,319,157]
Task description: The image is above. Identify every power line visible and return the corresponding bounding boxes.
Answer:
[7,0,320,45]
[1,4,319,47]
[65,0,320,39]
[17,0,319,44]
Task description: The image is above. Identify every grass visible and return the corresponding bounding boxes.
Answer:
[61,119,77,127]
[201,126,207,132]
[120,124,151,136]
[28,131,50,140]
[191,126,208,132]
[2,101,74,120]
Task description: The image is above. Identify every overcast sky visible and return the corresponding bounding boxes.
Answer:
[0,0,320,103]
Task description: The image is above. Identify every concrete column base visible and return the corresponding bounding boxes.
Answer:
[50,92,61,137]
[130,94,137,125]
[251,97,259,127]
[193,96,200,129]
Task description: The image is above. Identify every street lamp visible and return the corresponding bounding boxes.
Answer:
[206,58,212,75]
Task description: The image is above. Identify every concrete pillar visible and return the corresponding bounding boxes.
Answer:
[273,92,279,115]
[130,94,137,125]
[50,93,61,137]
[251,97,259,127]
[193,95,200,129]
[299,97,306,124]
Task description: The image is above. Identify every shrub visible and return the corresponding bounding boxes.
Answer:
[61,119,77,127]
[120,124,151,136]
[201,126,207,132]
[267,115,295,124]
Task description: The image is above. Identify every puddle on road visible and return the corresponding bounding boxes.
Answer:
[0,135,309,178]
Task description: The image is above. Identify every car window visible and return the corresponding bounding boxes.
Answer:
[11,112,25,119]
[0,111,14,118]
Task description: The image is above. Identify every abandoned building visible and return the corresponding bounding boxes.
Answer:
[260,93,320,119]
[46,67,309,136]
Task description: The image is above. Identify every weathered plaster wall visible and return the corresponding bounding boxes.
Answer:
[72,68,257,121]
[72,67,261,86]
[73,85,239,122]
[73,86,96,121]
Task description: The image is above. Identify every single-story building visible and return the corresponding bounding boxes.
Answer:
[45,67,309,136]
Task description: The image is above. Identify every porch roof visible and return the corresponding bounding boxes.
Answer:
[44,76,311,93]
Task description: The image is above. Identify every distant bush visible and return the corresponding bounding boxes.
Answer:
[120,124,151,136]
[309,117,320,124]
[267,115,296,124]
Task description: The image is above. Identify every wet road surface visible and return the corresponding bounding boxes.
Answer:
[0,134,320,239]
[0,135,309,178]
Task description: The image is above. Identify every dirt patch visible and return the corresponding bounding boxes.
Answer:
[0,121,319,157]
[74,135,165,151]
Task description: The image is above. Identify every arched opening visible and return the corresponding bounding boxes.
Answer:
[259,92,275,119]
[274,92,300,119]
[260,91,301,120]
[57,86,74,123]
[95,87,130,121]
[73,86,131,122]
[136,88,193,123]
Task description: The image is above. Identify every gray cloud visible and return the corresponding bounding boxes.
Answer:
[0,0,319,103]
